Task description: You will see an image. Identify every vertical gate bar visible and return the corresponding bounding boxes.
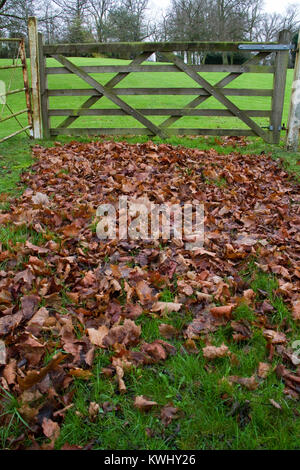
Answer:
[286,30,300,151]
[271,30,290,144]
[38,32,50,139]
[28,16,42,139]
[19,38,33,132]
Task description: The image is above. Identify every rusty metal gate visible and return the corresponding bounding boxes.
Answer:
[0,38,32,143]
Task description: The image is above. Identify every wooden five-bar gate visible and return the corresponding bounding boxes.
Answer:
[28,18,291,144]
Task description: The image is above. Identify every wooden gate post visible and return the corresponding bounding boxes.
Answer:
[28,16,42,139]
[286,31,300,152]
[38,32,50,139]
[271,30,290,144]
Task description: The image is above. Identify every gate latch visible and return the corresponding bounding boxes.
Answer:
[261,124,286,131]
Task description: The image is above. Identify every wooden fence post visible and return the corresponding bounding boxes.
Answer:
[19,38,33,132]
[286,31,300,152]
[28,16,42,139]
[271,30,290,144]
[38,32,50,139]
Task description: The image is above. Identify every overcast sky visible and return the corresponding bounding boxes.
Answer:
[149,0,299,15]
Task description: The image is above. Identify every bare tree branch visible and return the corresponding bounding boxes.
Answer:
[0,0,8,10]
[0,11,23,20]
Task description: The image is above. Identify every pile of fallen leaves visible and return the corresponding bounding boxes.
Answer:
[0,140,299,449]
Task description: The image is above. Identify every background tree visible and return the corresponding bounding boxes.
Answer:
[51,0,93,43]
[255,4,300,42]
[38,0,62,44]
[87,0,112,42]
[0,0,299,61]
[106,0,151,42]
[0,0,35,37]
[0,0,8,10]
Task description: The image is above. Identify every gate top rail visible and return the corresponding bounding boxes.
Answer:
[43,40,292,56]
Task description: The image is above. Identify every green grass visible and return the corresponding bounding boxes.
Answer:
[0,385,33,449]
[0,137,34,198]
[249,270,297,330]
[50,261,300,450]
[0,224,46,250]
[53,304,300,450]
[0,256,299,449]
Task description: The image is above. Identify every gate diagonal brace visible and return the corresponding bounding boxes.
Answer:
[160,51,272,129]
[57,51,153,129]
[52,55,166,138]
[161,52,269,142]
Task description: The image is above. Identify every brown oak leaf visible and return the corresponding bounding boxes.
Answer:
[134,396,158,411]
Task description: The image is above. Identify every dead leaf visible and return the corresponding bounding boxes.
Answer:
[19,403,38,422]
[87,325,109,347]
[135,280,153,304]
[69,369,93,380]
[292,301,300,321]
[0,312,23,335]
[32,192,50,206]
[88,402,100,421]
[0,289,12,304]
[115,365,126,393]
[60,443,82,450]
[20,295,40,320]
[25,241,49,254]
[269,399,281,410]
[18,352,65,390]
[210,304,236,319]
[141,341,167,362]
[152,302,182,314]
[242,289,256,305]
[183,338,199,354]
[102,319,141,348]
[202,343,230,360]
[0,214,11,224]
[185,310,226,338]
[0,340,7,365]
[263,330,287,344]
[160,404,179,426]
[257,362,271,379]
[228,375,259,390]
[3,359,16,385]
[159,323,178,339]
[27,306,49,329]
[134,395,157,411]
[61,222,81,238]
[231,320,252,341]
[42,418,60,447]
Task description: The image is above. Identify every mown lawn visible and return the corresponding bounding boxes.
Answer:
[0,57,300,451]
